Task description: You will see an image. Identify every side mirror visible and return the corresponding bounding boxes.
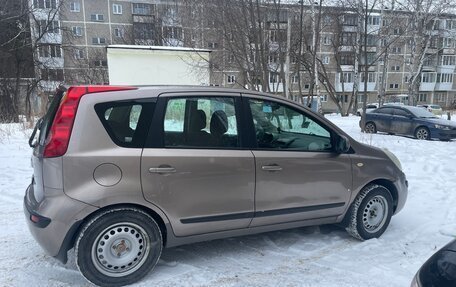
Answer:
[336,135,351,153]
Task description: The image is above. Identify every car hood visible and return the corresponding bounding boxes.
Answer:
[419,117,456,127]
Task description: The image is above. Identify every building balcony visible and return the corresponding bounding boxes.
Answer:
[435,83,453,91]
[342,26,357,33]
[442,48,455,55]
[37,33,62,44]
[133,15,155,24]
[437,66,456,73]
[420,82,436,91]
[38,57,64,68]
[40,80,61,92]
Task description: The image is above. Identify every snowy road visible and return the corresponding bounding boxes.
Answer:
[1,115,455,287]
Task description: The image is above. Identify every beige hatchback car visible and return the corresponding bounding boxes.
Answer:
[25,86,407,286]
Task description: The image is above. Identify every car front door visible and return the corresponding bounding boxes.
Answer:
[244,95,353,227]
[371,107,394,132]
[141,93,255,237]
[390,107,414,135]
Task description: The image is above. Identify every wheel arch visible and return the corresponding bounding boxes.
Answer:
[414,125,430,137]
[57,203,169,264]
[364,179,398,212]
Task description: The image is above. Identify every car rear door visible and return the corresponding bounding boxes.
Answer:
[370,107,394,132]
[244,94,352,227]
[140,92,255,237]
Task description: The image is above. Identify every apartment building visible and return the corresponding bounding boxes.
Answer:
[30,0,456,112]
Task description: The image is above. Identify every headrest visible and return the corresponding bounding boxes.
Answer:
[210,110,228,136]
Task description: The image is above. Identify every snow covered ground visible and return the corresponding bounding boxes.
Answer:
[1,115,455,287]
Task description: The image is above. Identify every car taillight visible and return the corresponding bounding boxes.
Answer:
[43,85,136,158]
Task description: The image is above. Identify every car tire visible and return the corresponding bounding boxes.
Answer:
[365,122,377,133]
[345,184,393,240]
[75,208,163,287]
[415,126,430,140]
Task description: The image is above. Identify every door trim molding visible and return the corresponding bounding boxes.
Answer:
[180,202,345,224]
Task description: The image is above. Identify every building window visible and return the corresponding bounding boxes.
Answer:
[227,54,235,63]
[391,65,400,71]
[391,47,402,53]
[322,35,331,45]
[320,95,328,102]
[323,15,331,25]
[339,53,355,65]
[340,32,356,46]
[340,72,353,83]
[368,16,380,25]
[227,75,236,84]
[74,49,85,59]
[437,73,453,83]
[393,28,402,35]
[91,14,104,22]
[291,74,299,83]
[389,83,399,89]
[445,20,456,30]
[304,84,310,89]
[269,73,279,83]
[419,94,427,102]
[113,4,122,14]
[207,42,218,49]
[70,2,80,12]
[435,93,445,102]
[442,38,455,48]
[421,72,436,83]
[93,60,108,67]
[92,37,106,45]
[132,3,153,15]
[33,0,57,9]
[163,26,182,40]
[72,26,83,36]
[343,14,357,26]
[38,44,62,58]
[361,72,376,83]
[40,69,64,81]
[323,55,330,64]
[366,35,377,46]
[114,28,123,38]
[37,20,60,34]
[441,55,456,65]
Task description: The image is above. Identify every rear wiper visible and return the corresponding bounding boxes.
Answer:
[28,118,43,148]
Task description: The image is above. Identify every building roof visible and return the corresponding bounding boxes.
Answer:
[107,45,212,53]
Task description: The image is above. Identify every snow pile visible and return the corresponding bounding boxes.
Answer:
[0,116,455,287]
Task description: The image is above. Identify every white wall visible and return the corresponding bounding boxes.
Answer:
[107,47,211,86]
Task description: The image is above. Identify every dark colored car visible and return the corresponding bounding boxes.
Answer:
[361,105,456,140]
[411,239,456,287]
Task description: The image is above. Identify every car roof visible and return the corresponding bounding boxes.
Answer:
[134,85,257,95]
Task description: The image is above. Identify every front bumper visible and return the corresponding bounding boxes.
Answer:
[24,182,97,263]
[393,172,408,215]
[429,127,456,140]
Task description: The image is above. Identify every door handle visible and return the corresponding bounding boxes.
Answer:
[261,164,283,172]
[149,166,176,174]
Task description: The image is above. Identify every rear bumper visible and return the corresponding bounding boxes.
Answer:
[24,182,97,263]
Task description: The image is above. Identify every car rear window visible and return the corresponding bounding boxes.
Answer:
[95,101,154,148]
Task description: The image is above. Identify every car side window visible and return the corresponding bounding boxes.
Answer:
[248,99,332,151]
[375,107,394,115]
[164,97,239,148]
[95,101,151,148]
[393,108,410,117]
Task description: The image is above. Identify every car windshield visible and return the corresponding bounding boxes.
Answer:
[407,106,438,118]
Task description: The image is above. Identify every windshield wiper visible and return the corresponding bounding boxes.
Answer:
[28,118,43,148]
